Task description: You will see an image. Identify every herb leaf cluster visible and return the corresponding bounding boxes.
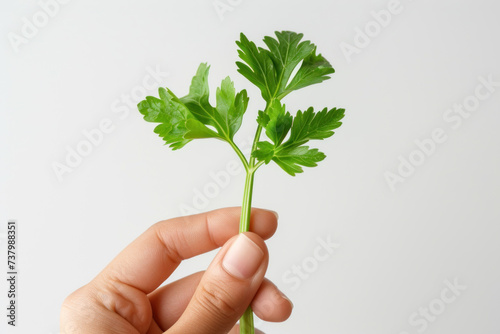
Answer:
[138,31,345,176]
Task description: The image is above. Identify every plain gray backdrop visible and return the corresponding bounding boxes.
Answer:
[1,0,499,333]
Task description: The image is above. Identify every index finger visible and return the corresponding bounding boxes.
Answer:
[93,207,278,294]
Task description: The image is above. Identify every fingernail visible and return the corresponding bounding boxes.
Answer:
[223,234,264,279]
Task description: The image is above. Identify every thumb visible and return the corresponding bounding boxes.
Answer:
[168,232,268,334]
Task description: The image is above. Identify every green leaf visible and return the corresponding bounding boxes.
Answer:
[180,64,248,141]
[138,63,249,150]
[285,48,335,94]
[263,31,315,96]
[273,146,326,176]
[252,105,345,175]
[138,87,219,150]
[215,77,249,140]
[264,100,293,146]
[179,63,212,123]
[256,110,270,127]
[137,61,251,150]
[179,63,222,129]
[236,33,277,102]
[252,143,327,176]
[184,119,221,140]
[252,141,275,164]
[284,107,345,148]
[236,31,334,102]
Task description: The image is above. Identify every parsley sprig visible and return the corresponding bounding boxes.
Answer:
[138,31,345,334]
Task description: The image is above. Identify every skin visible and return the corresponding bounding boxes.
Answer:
[60,207,293,333]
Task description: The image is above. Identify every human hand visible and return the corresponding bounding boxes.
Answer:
[60,208,293,333]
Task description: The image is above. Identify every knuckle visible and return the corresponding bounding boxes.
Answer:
[60,286,98,329]
[62,285,92,309]
[151,221,187,264]
[94,280,151,330]
[197,281,240,319]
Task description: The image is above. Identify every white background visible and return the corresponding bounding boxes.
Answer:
[1,0,499,333]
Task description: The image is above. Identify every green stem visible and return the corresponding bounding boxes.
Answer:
[238,169,255,334]
[249,125,263,167]
[238,101,275,333]
[229,139,250,172]
[240,112,266,233]
[239,169,255,232]
[240,306,255,334]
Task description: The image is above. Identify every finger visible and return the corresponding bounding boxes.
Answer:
[94,207,278,294]
[149,272,204,329]
[149,274,292,329]
[167,232,268,334]
[251,279,293,322]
